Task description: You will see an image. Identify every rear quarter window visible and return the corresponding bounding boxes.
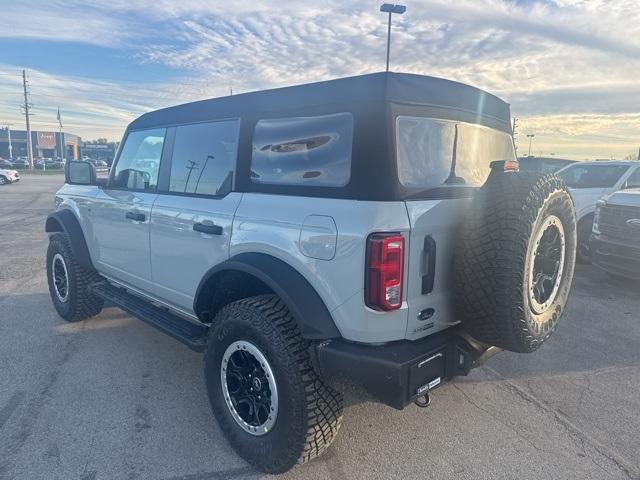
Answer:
[250,112,353,187]
[396,117,515,189]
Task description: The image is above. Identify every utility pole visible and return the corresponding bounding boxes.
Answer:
[22,69,34,169]
[57,107,64,159]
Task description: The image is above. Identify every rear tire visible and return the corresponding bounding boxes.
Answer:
[0,176,8,185]
[46,233,104,322]
[204,295,343,474]
[454,172,577,353]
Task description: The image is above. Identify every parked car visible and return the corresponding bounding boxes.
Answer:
[45,72,577,474]
[590,168,640,280]
[0,159,15,168]
[11,158,31,169]
[35,159,64,169]
[518,156,576,173]
[87,158,109,168]
[556,161,640,261]
[0,168,20,185]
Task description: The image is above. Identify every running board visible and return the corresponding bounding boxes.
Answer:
[91,282,209,352]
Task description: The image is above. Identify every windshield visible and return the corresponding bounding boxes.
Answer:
[396,117,515,189]
[557,164,629,189]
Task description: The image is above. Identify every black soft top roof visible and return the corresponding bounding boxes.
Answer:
[129,72,511,133]
[127,72,513,201]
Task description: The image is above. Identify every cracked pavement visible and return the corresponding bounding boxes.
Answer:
[1,175,639,479]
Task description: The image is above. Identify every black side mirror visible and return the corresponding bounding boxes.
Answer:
[65,160,97,185]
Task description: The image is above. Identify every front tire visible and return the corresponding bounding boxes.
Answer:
[46,233,104,322]
[204,295,343,474]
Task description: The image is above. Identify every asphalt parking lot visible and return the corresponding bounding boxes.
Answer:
[1,174,639,480]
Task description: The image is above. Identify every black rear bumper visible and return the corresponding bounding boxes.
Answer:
[590,234,640,280]
[315,328,499,410]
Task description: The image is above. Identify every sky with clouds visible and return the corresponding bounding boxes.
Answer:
[0,0,638,159]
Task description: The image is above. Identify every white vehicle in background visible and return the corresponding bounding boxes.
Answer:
[557,161,640,261]
[591,173,640,280]
[0,168,20,185]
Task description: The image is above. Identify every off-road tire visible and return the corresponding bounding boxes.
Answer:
[454,172,577,353]
[46,233,104,322]
[204,295,343,474]
[0,176,8,185]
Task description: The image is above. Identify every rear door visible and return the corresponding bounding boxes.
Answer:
[150,119,241,314]
[91,128,166,294]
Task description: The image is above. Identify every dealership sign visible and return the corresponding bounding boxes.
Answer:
[37,131,56,149]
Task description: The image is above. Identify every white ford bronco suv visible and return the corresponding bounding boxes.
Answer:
[46,72,577,473]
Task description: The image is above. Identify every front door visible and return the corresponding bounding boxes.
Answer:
[92,128,166,294]
[150,119,241,314]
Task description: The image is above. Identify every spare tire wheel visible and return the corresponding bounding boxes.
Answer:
[454,164,577,353]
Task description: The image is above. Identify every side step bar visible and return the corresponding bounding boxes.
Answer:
[91,282,209,352]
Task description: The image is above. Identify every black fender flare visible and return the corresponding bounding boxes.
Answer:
[45,209,94,270]
[194,252,341,340]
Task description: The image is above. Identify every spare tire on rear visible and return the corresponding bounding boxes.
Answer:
[454,165,576,353]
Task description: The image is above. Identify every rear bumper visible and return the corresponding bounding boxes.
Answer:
[590,234,640,280]
[315,327,500,410]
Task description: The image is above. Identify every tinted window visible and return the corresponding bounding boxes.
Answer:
[623,168,640,189]
[396,117,515,189]
[558,164,629,188]
[169,120,239,196]
[112,128,165,190]
[251,112,353,187]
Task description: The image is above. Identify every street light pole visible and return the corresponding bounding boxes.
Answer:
[3,124,14,160]
[526,133,535,157]
[380,4,406,73]
[385,11,392,72]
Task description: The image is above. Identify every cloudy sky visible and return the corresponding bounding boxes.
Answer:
[0,0,638,159]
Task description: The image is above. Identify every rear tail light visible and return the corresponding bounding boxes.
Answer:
[366,233,404,311]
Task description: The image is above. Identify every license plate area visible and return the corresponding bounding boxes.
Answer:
[409,350,446,398]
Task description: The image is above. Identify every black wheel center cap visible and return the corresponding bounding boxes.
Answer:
[252,377,262,391]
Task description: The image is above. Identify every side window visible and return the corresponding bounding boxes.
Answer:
[625,168,640,189]
[168,120,239,196]
[251,112,353,187]
[112,128,165,190]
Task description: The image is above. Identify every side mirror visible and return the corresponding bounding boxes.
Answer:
[65,160,96,185]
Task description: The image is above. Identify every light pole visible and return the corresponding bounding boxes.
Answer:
[380,3,406,72]
[2,124,13,160]
[526,134,535,157]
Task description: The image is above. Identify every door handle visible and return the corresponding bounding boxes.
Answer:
[193,222,223,235]
[126,211,146,222]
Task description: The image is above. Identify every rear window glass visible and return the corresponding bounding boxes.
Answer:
[396,117,515,189]
[251,112,353,187]
[558,164,630,189]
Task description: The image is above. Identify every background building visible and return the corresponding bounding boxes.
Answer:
[0,128,82,160]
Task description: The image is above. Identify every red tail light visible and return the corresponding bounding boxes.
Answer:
[366,233,404,311]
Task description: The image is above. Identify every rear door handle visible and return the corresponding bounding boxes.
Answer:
[193,222,223,235]
[126,211,146,222]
